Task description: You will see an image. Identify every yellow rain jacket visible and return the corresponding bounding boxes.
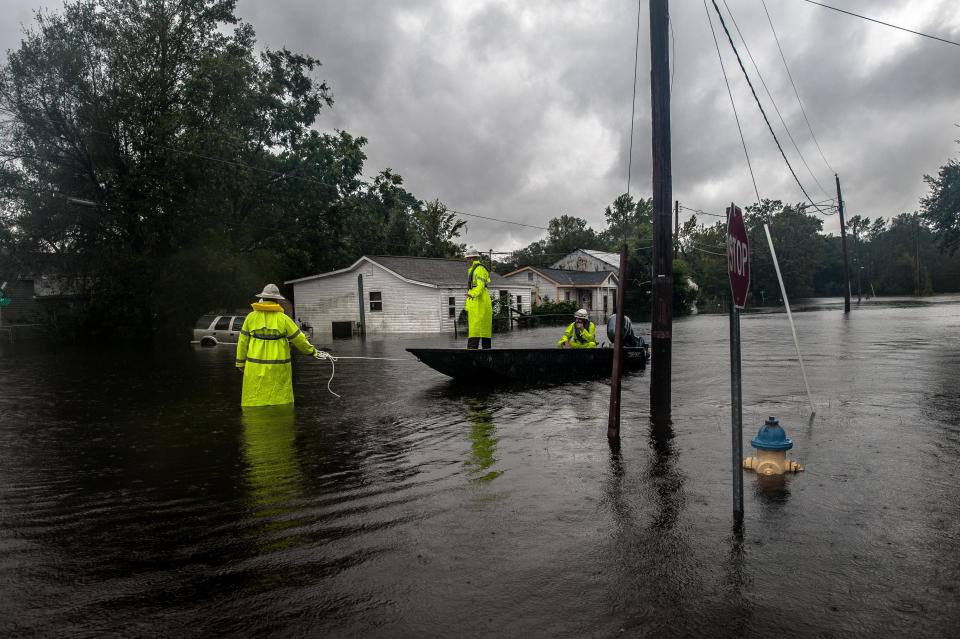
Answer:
[236,302,318,406]
[465,259,493,339]
[558,321,597,348]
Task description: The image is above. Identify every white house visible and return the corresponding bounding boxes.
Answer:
[286,256,530,337]
[550,249,621,272]
[499,265,619,324]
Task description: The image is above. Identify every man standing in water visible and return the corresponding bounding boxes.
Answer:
[236,283,328,406]
[464,247,493,349]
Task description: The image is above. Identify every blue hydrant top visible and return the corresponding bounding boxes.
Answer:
[751,416,794,451]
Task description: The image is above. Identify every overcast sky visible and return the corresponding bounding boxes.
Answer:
[2,0,959,254]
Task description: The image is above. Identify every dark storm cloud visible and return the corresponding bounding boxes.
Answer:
[2,0,957,249]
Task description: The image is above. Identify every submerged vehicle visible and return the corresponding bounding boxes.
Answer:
[408,314,648,384]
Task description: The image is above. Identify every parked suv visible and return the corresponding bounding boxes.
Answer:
[193,314,245,346]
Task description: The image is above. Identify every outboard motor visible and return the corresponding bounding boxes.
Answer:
[606,314,645,349]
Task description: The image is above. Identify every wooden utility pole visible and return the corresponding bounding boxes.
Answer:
[650,0,673,417]
[915,214,921,296]
[674,200,679,259]
[836,175,851,313]
[607,244,629,440]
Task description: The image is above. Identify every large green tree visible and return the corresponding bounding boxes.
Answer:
[921,157,960,255]
[0,0,436,336]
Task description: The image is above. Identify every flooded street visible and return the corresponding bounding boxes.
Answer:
[1,297,958,637]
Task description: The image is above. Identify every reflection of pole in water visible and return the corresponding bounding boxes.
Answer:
[464,399,503,483]
[648,414,681,530]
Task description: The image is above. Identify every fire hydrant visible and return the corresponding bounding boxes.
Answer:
[743,416,804,475]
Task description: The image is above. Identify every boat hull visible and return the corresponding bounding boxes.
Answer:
[406,347,647,383]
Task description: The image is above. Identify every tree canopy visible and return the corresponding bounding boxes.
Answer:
[0,0,465,335]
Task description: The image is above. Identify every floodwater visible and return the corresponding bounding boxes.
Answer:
[1,296,958,638]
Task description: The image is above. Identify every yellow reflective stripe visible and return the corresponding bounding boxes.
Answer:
[236,359,246,364]
[250,333,285,340]
[288,328,302,340]
[245,357,292,364]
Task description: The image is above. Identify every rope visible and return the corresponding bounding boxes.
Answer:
[313,351,341,398]
[313,353,414,399]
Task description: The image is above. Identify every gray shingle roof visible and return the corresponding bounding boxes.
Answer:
[509,266,616,286]
[367,255,514,288]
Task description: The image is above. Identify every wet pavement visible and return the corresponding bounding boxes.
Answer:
[0,296,958,637]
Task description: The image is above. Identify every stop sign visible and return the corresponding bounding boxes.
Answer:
[727,203,750,308]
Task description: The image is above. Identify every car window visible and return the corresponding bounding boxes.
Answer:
[194,314,217,329]
[214,316,230,331]
[232,316,244,331]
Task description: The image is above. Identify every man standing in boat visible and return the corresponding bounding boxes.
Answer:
[558,308,597,348]
[464,247,493,349]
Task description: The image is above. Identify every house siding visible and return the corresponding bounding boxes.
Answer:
[290,259,528,336]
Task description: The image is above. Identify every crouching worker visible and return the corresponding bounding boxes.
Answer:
[558,309,597,349]
[236,283,329,407]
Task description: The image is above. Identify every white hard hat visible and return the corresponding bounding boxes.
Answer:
[465,247,481,259]
[574,308,589,320]
[256,283,286,300]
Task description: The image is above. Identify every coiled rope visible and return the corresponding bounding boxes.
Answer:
[313,354,414,399]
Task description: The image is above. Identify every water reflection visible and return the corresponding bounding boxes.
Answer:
[603,416,697,632]
[753,475,791,503]
[240,405,304,545]
[464,398,503,483]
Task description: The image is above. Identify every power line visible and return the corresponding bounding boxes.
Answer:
[722,0,832,200]
[704,0,761,204]
[447,208,549,231]
[710,1,829,216]
[87,129,558,233]
[626,0,642,199]
[801,0,960,48]
[764,0,836,176]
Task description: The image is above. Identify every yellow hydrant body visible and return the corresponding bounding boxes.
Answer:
[743,416,804,476]
[743,449,804,475]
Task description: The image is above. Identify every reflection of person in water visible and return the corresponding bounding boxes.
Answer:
[240,404,302,517]
[464,399,503,483]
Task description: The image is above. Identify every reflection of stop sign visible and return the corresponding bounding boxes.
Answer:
[727,204,750,308]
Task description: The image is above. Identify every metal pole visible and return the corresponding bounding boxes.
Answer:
[650,0,673,418]
[764,224,815,414]
[836,175,850,313]
[726,206,744,519]
[357,274,366,339]
[730,303,744,518]
[607,244,629,440]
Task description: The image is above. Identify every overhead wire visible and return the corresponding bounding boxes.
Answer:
[801,0,960,48]
[721,0,832,200]
[763,0,836,176]
[626,0,642,199]
[709,1,832,217]
[704,0,762,205]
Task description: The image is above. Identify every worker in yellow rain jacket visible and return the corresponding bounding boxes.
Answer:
[236,284,328,406]
[558,308,597,349]
[464,247,493,349]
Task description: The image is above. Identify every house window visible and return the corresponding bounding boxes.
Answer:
[369,291,383,312]
[565,291,570,301]
[516,295,523,311]
[527,271,533,281]
[448,296,456,318]
[603,295,608,314]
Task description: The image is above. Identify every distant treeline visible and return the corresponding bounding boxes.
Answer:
[1,1,958,337]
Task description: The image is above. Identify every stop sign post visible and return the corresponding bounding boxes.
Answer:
[726,203,748,520]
